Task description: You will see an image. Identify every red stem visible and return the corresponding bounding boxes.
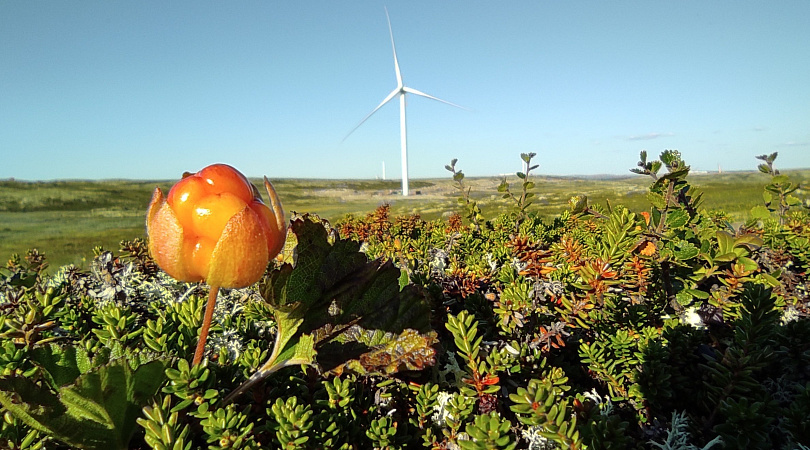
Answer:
[192,285,220,366]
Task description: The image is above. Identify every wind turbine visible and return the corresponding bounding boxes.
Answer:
[344,7,465,196]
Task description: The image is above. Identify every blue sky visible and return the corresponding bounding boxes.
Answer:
[2,1,808,181]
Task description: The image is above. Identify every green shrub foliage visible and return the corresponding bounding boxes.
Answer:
[1,150,808,449]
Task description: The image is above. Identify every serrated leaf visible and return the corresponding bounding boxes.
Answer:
[749,205,771,220]
[29,344,86,387]
[658,167,690,183]
[0,358,168,450]
[227,214,434,402]
[671,241,699,261]
[273,333,316,367]
[666,210,689,228]
[647,192,666,209]
[762,191,772,204]
[660,150,677,166]
[337,329,437,375]
[639,150,648,162]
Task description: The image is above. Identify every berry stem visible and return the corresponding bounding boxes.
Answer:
[193,285,220,366]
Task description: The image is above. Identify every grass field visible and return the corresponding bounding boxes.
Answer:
[1,170,807,270]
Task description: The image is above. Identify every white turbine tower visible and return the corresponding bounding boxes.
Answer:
[344,7,464,196]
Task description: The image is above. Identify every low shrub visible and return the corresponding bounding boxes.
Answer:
[0,151,808,449]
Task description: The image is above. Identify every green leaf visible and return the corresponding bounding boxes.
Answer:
[338,329,438,375]
[716,231,734,254]
[749,205,771,220]
[568,195,588,214]
[658,167,690,183]
[713,253,738,263]
[759,272,780,287]
[671,241,699,261]
[737,256,759,272]
[398,269,409,291]
[735,234,763,250]
[686,289,710,300]
[516,172,526,179]
[762,191,772,204]
[0,358,168,450]
[226,215,434,402]
[659,150,681,167]
[29,344,85,387]
[787,195,801,206]
[647,192,666,209]
[665,210,689,228]
[675,290,693,306]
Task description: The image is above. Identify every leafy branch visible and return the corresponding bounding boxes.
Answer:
[446,159,483,232]
[755,152,802,224]
[498,152,539,223]
[223,214,435,404]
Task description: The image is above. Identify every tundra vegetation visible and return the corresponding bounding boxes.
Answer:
[0,151,808,449]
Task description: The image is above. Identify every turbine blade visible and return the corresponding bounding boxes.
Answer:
[385,7,403,89]
[342,88,401,142]
[402,86,468,110]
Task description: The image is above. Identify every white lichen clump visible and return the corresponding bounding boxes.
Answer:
[681,306,706,330]
[520,426,557,450]
[431,391,454,427]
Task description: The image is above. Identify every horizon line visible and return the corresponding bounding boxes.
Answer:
[4,167,810,184]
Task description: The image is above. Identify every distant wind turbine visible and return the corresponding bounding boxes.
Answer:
[343,7,465,196]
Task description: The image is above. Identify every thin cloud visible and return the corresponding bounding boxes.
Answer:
[626,132,674,141]
[778,141,809,147]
